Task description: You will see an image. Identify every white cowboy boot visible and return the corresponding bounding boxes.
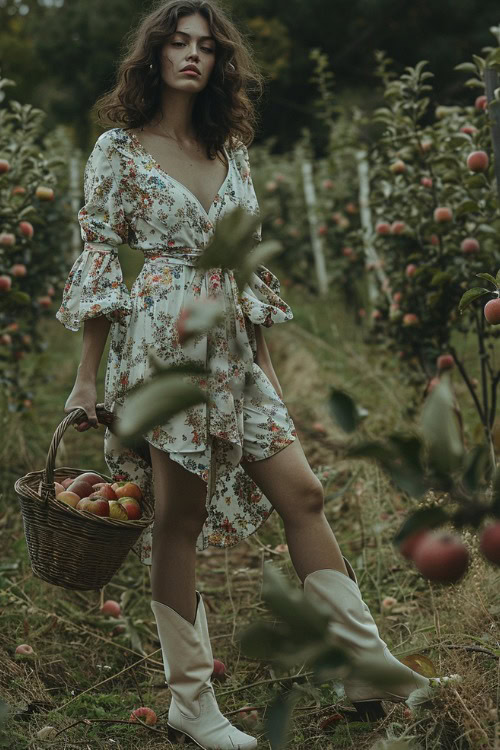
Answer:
[151,592,258,749]
[303,557,459,719]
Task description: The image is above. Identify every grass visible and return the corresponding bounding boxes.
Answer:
[0,250,499,749]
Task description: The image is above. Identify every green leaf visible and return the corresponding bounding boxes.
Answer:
[455,200,481,217]
[461,443,491,493]
[490,465,500,518]
[328,388,359,433]
[419,375,464,475]
[496,269,500,287]
[478,223,497,235]
[430,271,452,287]
[115,374,208,443]
[9,291,31,305]
[476,273,498,287]
[454,62,479,73]
[261,563,332,641]
[464,78,487,89]
[265,689,302,750]
[346,438,427,497]
[393,505,449,546]
[239,621,290,660]
[458,287,491,313]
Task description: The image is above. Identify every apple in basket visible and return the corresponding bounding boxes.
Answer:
[55,491,80,508]
[111,481,143,502]
[67,480,94,499]
[91,482,117,501]
[61,477,75,489]
[76,496,110,516]
[108,501,128,520]
[54,481,65,495]
[77,472,105,486]
[118,497,142,520]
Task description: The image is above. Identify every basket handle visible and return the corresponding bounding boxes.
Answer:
[39,404,116,503]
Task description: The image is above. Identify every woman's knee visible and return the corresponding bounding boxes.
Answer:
[154,505,209,538]
[281,478,325,524]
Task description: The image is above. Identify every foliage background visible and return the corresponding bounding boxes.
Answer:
[2,0,500,150]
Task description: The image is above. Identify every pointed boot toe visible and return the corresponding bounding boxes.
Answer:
[303,559,460,706]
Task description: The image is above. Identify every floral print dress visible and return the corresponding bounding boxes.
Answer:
[56,127,297,566]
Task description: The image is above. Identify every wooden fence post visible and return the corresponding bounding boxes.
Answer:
[484,68,500,203]
[301,160,329,297]
[356,150,392,306]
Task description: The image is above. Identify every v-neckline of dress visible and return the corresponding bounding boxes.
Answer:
[122,128,231,221]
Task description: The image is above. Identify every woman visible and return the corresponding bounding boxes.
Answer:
[56,2,448,748]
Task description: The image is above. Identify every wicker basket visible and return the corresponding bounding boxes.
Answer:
[14,405,154,591]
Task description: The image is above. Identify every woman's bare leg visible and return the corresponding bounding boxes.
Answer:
[148,443,208,624]
[240,437,349,583]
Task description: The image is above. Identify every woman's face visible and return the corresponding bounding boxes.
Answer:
[159,12,216,92]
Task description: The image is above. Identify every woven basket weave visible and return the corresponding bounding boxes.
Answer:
[14,405,154,591]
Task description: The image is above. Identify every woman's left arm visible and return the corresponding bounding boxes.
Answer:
[254,324,283,400]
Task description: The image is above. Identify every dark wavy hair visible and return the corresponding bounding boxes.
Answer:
[93,0,265,159]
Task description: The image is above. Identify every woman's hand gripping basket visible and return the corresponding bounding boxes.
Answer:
[14,405,154,591]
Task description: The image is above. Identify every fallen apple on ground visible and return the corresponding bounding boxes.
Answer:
[212,658,226,680]
[129,706,157,725]
[101,599,121,618]
[412,531,469,582]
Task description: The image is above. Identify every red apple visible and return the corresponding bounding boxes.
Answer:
[237,706,260,728]
[15,644,35,657]
[54,481,65,495]
[467,150,489,172]
[212,658,227,680]
[0,159,9,174]
[390,220,406,234]
[398,529,430,560]
[10,264,27,277]
[0,233,15,246]
[437,354,454,371]
[101,599,121,618]
[479,522,500,565]
[375,221,391,235]
[393,291,403,304]
[37,296,52,308]
[461,238,479,254]
[460,125,478,135]
[403,313,419,326]
[322,178,335,189]
[390,159,406,174]
[420,177,433,188]
[19,221,34,239]
[109,501,129,520]
[129,706,157,725]
[67,479,94,499]
[434,207,453,223]
[475,95,487,111]
[56,491,81,508]
[112,481,143,502]
[484,299,500,325]
[118,497,142,520]
[35,186,54,200]
[92,482,117,500]
[61,477,74,489]
[77,472,104,486]
[76,497,110,516]
[405,264,417,278]
[0,276,12,292]
[412,531,469,582]
[317,225,328,236]
[429,234,439,246]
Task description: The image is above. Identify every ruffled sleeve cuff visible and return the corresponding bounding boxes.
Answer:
[55,243,132,332]
[238,264,293,328]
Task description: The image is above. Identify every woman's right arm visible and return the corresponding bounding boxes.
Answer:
[64,315,112,432]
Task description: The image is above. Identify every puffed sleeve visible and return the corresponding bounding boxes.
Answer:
[234,142,293,328]
[56,137,132,332]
